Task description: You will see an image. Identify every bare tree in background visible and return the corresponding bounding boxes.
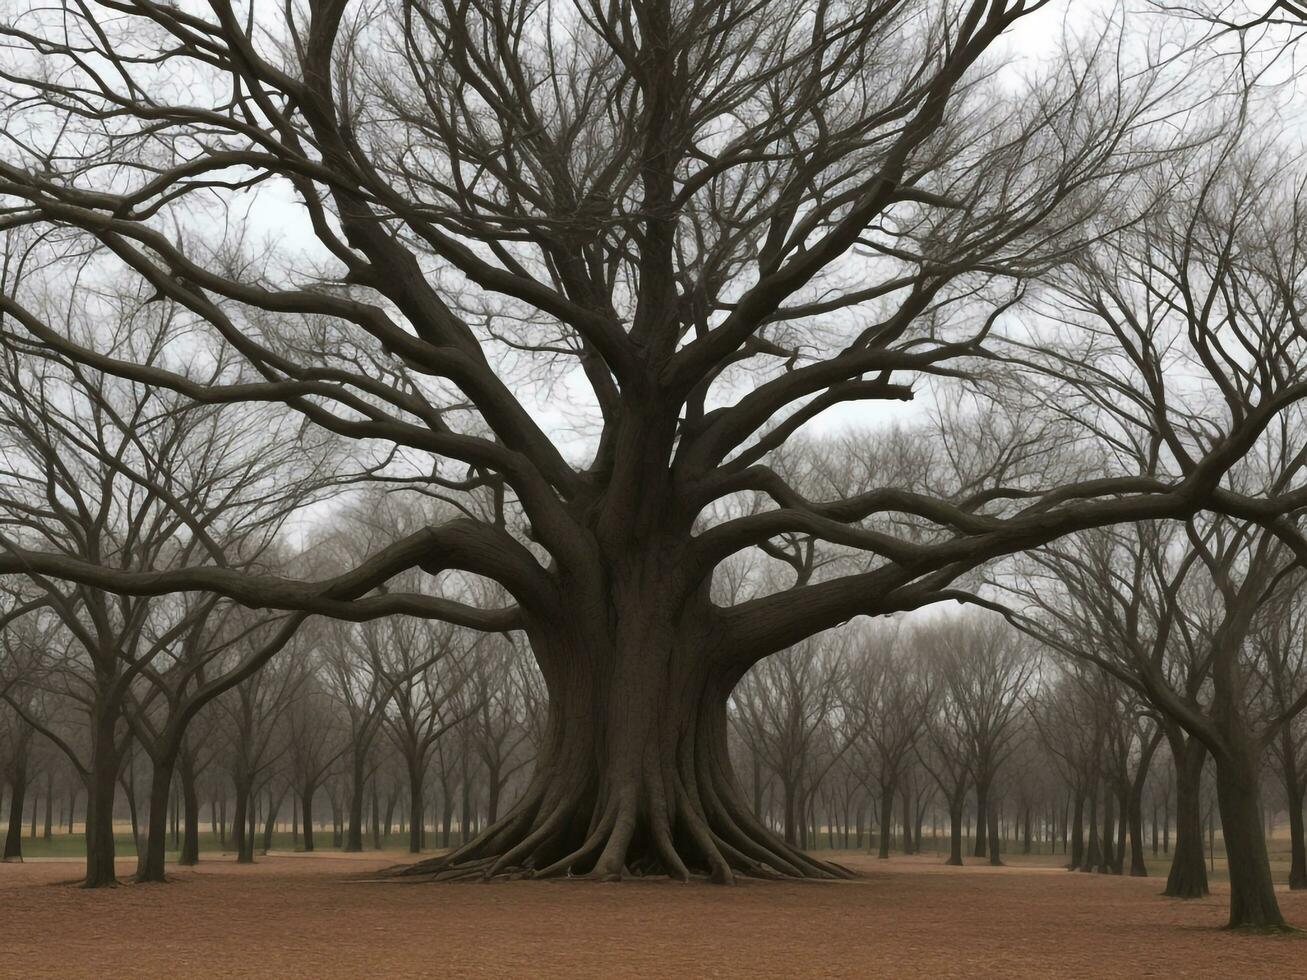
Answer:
[844,629,933,859]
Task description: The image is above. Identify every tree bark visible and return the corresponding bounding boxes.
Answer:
[83,710,121,888]
[135,754,176,882]
[900,784,913,855]
[394,624,853,883]
[3,756,27,862]
[178,749,201,866]
[973,778,989,858]
[408,764,426,854]
[877,782,895,859]
[262,789,282,853]
[1164,735,1208,899]
[344,751,367,852]
[1080,780,1100,873]
[987,801,1002,867]
[1215,744,1288,929]
[43,771,53,840]
[1280,726,1306,890]
[301,785,316,852]
[1068,787,1084,871]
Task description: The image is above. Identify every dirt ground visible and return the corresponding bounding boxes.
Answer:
[2,851,1305,979]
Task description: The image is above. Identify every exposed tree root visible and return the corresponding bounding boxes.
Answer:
[387,764,856,885]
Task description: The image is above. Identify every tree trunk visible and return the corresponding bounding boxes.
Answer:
[178,749,201,867]
[877,782,895,859]
[1128,782,1148,877]
[393,622,853,883]
[973,778,989,858]
[3,758,27,862]
[135,752,176,883]
[231,777,253,864]
[1097,787,1113,874]
[439,785,454,848]
[987,801,1002,867]
[900,784,913,855]
[262,790,282,853]
[43,770,53,840]
[1080,781,1100,873]
[1165,735,1208,899]
[1287,776,1306,891]
[344,750,366,852]
[1114,789,1126,874]
[83,712,121,888]
[1281,728,1306,890]
[1069,787,1084,870]
[301,785,316,852]
[408,764,424,855]
[1215,744,1287,930]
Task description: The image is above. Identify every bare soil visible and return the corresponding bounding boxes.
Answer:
[2,850,1305,978]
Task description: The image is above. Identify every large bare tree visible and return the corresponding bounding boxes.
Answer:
[3,0,1307,886]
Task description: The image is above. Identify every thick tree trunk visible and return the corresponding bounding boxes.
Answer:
[1215,745,1288,930]
[135,753,176,882]
[393,620,853,883]
[83,714,121,888]
[1165,736,1208,899]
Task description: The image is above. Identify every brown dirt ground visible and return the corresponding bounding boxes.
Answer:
[2,850,1305,979]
